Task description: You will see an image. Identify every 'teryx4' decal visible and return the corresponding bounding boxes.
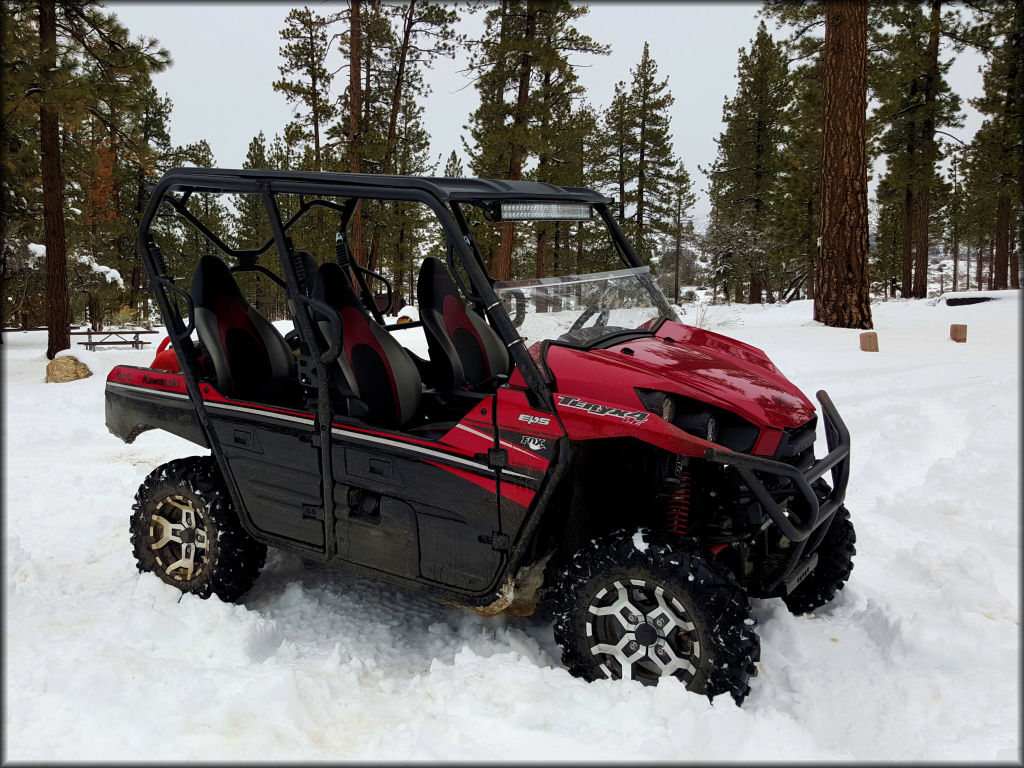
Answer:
[557,395,649,424]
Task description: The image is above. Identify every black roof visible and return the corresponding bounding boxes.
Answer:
[156,167,612,205]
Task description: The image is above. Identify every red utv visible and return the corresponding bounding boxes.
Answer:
[106,168,853,705]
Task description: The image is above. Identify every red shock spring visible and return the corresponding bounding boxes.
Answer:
[665,470,692,536]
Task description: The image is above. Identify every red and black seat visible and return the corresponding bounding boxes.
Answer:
[416,257,510,391]
[191,254,297,404]
[312,262,421,430]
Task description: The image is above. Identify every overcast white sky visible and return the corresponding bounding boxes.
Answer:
[107,2,986,228]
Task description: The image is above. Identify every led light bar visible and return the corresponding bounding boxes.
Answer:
[497,201,593,221]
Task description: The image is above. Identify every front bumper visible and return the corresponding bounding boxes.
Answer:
[703,390,850,543]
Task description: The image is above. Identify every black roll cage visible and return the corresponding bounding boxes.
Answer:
[138,167,653,413]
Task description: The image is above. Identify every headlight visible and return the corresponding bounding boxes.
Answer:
[635,388,759,452]
[661,397,676,422]
[676,411,716,442]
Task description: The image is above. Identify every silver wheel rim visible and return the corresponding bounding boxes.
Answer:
[149,494,210,582]
[585,578,701,684]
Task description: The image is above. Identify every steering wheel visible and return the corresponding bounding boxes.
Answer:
[568,305,610,332]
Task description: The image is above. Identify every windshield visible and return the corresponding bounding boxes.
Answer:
[494,266,679,347]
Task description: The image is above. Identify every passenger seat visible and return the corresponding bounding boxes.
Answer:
[312,262,422,430]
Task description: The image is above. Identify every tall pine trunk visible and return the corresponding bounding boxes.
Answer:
[348,0,365,268]
[951,236,960,292]
[987,240,994,290]
[815,0,872,329]
[747,269,762,304]
[494,1,537,281]
[382,0,414,177]
[673,240,680,302]
[963,245,971,293]
[993,192,1010,290]
[39,0,71,359]
[912,0,942,299]
[1010,233,1019,290]
[912,186,930,297]
[806,198,817,300]
[901,188,914,296]
[367,1,418,280]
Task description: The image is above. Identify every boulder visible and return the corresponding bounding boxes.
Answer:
[45,355,92,383]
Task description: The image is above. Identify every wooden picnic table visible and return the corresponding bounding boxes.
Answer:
[70,328,160,351]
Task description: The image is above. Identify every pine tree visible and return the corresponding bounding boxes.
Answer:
[125,84,175,307]
[274,7,337,172]
[273,6,338,263]
[236,132,273,250]
[3,3,177,331]
[378,66,437,305]
[775,55,823,301]
[381,1,457,176]
[966,0,1021,290]
[871,2,965,298]
[464,0,607,279]
[946,145,965,291]
[443,150,464,177]
[359,2,456,281]
[624,43,679,264]
[0,1,40,239]
[25,1,169,356]
[595,82,636,226]
[959,133,996,291]
[662,162,697,302]
[346,0,367,265]
[152,140,234,280]
[705,22,790,304]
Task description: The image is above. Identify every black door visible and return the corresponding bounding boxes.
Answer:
[207,402,325,549]
[329,414,505,592]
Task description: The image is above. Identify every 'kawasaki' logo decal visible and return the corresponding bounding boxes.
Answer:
[557,395,649,424]
[141,374,180,389]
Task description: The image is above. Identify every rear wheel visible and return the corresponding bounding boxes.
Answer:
[130,456,266,602]
[553,529,760,705]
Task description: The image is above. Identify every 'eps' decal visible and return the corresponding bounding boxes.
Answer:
[517,414,550,426]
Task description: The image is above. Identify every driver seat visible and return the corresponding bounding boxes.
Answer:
[416,257,509,391]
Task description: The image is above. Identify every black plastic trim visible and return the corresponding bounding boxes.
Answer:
[703,390,850,543]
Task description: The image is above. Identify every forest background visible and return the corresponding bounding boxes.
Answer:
[2,1,1020,355]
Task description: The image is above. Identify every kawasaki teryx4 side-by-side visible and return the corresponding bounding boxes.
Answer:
[106,168,854,705]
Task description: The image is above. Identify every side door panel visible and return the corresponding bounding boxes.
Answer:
[330,407,504,592]
[206,402,325,548]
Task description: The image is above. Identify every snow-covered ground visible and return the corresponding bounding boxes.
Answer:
[3,293,1019,762]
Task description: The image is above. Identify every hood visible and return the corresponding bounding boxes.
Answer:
[544,321,815,430]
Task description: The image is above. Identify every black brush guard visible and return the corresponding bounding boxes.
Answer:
[704,390,850,543]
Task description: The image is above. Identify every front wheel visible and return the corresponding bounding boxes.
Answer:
[783,506,856,615]
[553,529,760,705]
[130,456,267,602]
